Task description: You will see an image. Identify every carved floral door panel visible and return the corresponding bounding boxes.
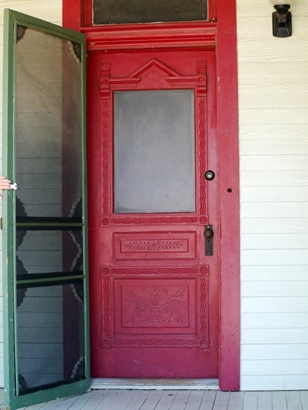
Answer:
[87,49,219,378]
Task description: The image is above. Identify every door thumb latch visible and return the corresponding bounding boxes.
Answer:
[204,225,214,256]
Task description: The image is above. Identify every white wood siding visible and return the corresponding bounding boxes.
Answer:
[0,0,61,388]
[238,0,308,390]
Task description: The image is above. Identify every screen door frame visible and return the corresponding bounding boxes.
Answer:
[2,9,90,409]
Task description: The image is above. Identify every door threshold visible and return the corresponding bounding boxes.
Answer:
[91,378,219,390]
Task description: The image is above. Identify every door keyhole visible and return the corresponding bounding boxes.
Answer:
[204,225,214,256]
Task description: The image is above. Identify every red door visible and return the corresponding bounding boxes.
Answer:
[87,49,219,378]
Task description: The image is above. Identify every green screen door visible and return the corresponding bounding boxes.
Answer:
[2,9,89,409]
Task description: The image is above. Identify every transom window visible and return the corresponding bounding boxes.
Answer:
[93,0,208,25]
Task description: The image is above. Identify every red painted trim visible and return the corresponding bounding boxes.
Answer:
[83,0,92,26]
[216,0,240,391]
[82,24,216,52]
[62,0,82,30]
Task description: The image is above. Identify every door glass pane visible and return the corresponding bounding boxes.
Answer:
[114,90,195,214]
[93,0,208,25]
[15,26,82,219]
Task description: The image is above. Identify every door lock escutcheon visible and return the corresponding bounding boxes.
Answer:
[204,225,214,256]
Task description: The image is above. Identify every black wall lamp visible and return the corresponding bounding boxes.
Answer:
[270,0,294,37]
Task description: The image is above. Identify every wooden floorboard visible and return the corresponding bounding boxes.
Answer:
[257,391,272,410]
[300,391,308,410]
[153,390,176,410]
[139,390,164,410]
[272,392,287,410]
[213,391,230,409]
[124,390,149,410]
[228,392,244,410]
[60,391,93,410]
[106,390,137,410]
[243,391,258,410]
[169,390,191,410]
[184,390,205,410]
[54,394,81,410]
[86,390,118,409]
[1,388,308,409]
[286,391,303,410]
[199,390,216,409]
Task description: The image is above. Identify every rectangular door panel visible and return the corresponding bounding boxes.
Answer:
[101,266,209,341]
[114,231,197,261]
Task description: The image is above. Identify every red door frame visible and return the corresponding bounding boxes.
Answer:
[62,0,240,390]
[215,2,240,391]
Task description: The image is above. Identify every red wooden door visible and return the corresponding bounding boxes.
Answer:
[87,49,219,378]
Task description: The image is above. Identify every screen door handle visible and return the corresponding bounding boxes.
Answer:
[204,225,214,256]
[0,183,17,230]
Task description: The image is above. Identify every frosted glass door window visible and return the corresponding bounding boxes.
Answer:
[114,90,195,214]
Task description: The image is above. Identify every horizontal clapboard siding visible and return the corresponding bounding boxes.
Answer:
[0,1,62,388]
[238,0,308,390]
[242,296,308,313]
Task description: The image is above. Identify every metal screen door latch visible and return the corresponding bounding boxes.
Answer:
[0,183,18,230]
[204,224,214,256]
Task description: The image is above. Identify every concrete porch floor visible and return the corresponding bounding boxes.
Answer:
[0,385,308,410]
